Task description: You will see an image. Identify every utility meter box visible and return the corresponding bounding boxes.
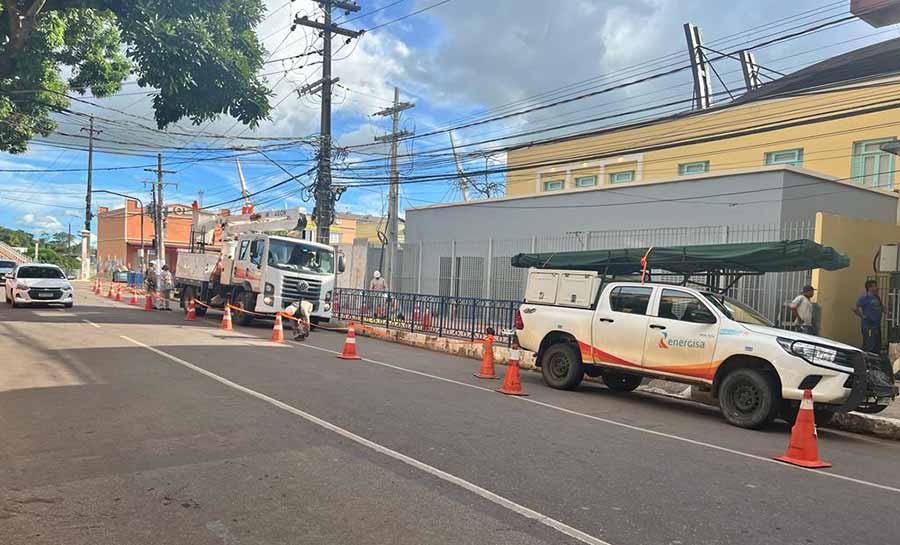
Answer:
[525,268,600,308]
[879,244,900,272]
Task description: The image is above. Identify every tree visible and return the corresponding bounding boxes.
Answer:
[0,1,273,154]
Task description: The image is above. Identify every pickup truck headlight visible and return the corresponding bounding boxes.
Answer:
[264,282,275,296]
[777,337,844,369]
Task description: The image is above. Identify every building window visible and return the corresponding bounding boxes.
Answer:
[609,171,635,184]
[852,138,896,189]
[764,148,803,167]
[543,179,565,191]
[574,175,597,188]
[329,232,342,244]
[678,161,710,176]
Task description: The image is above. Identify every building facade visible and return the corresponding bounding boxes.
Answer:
[505,39,900,199]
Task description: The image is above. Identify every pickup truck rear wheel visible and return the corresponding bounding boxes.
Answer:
[602,372,642,392]
[719,368,779,429]
[541,343,584,390]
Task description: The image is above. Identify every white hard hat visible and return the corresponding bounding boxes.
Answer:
[373,270,382,279]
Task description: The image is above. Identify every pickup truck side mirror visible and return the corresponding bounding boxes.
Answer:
[337,254,346,273]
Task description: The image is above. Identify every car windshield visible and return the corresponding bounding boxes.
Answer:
[17,266,65,279]
[267,239,334,274]
[702,293,772,326]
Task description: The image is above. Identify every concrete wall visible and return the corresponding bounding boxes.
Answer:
[406,168,898,243]
[780,170,898,225]
[813,213,900,345]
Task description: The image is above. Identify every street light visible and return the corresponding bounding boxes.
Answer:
[91,190,145,270]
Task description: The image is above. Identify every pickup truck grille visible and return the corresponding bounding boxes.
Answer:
[282,276,322,302]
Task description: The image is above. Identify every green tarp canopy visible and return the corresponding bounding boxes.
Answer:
[510,239,849,275]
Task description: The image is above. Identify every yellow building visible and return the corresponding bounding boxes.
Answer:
[506,39,900,198]
[304,212,401,245]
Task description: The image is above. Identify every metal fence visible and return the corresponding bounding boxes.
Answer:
[334,288,520,345]
[364,221,815,326]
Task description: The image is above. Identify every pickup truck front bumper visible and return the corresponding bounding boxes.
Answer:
[838,352,898,413]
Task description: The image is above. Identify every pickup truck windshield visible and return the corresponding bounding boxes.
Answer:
[267,239,334,274]
[702,293,772,326]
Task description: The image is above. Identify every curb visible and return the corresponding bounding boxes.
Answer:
[337,322,900,441]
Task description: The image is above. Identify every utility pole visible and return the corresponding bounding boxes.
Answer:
[80,116,101,279]
[144,154,176,277]
[197,188,204,209]
[374,87,414,288]
[295,0,363,245]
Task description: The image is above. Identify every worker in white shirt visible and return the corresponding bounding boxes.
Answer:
[790,285,817,335]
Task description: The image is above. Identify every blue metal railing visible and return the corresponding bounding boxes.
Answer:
[334,288,520,345]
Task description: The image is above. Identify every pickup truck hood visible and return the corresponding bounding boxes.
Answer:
[741,323,859,352]
[17,278,70,289]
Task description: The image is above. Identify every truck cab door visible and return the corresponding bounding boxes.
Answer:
[233,236,265,292]
[642,288,720,382]
[589,285,653,370]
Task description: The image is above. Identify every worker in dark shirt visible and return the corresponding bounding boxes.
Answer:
[853,280,886,354]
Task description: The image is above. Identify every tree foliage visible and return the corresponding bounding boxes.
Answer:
[0,224,81,270]
[0,0,273,153]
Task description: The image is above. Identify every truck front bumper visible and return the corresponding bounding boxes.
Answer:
[838,352,898,413]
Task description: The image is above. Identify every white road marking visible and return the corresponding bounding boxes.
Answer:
[297,342,900,495]
[82,319,101,329]
[120,335,611,545]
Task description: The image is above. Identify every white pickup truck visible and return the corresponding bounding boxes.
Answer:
[515,269,897,428]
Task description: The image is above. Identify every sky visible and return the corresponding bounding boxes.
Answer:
[1,0,896,240]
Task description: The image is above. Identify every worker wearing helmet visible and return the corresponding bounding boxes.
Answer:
[369,270,387,291]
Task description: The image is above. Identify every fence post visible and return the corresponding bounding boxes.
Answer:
[484,238,493,299]
[531,235,537,253]
[450,240,457,298]
[438,296,446,338]
[417,240,423,294]
[411,293,417,333]
[386,290,392,331]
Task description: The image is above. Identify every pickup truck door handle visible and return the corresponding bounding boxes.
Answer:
[597,318,615,323]
[649,324,667,330]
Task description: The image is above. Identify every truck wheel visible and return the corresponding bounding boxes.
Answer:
[540,343,583,390]
[233,289,255,326]
[180,286,194,313]
[602,372,642,392]
[719,368,779,429]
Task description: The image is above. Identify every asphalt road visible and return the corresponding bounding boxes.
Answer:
[2,284,900,545]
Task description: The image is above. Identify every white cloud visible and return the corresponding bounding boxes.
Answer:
[18,213,64,234]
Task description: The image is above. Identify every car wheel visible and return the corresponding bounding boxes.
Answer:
[540,342,584,390]
[719,368,779,429]
[602,371,642,392]
[232,289,255,326]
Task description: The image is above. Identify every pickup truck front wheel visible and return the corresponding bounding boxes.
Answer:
[719,368,779,429]
[541,343,584,390]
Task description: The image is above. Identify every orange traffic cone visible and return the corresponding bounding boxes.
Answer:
[221,305,233,331]
[144,293,154,311]
[497,340,528,396]
[129,289,139,305]
[185,299,196,321]
[774,390,831,468]
[474,335,498,379]
[115,286,123,302]
[271,313,285,343]
[107,284,114,298]
[337,323,361,360]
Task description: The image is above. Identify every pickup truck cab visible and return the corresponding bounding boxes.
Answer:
[517,274,897,428]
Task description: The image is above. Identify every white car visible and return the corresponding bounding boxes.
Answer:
[4,263,74,308]
[0,260,16,278]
